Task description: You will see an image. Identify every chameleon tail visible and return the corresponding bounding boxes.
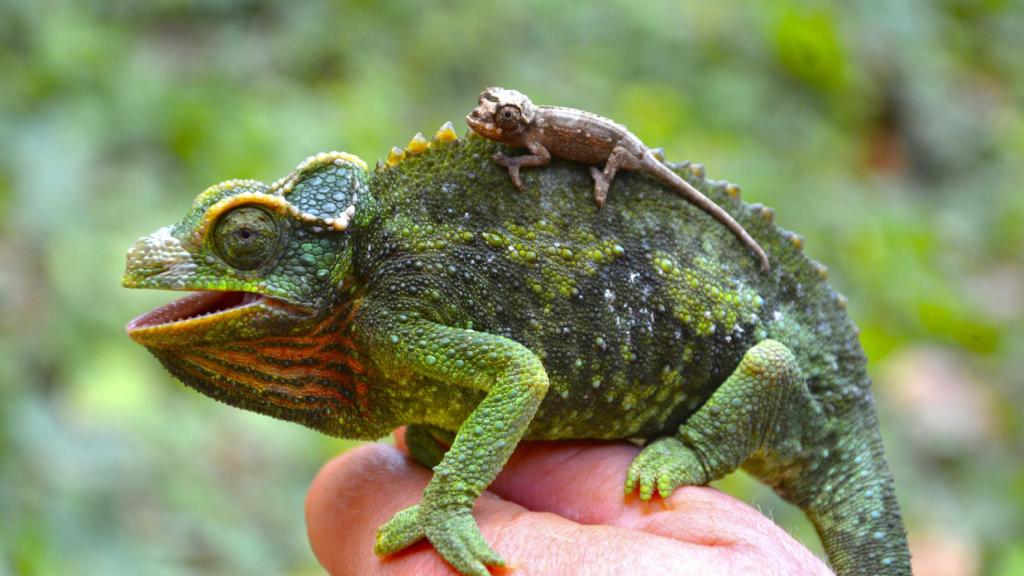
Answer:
[796,410,911,575]
[644,154,771,272]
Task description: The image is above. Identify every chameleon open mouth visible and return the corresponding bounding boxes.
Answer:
[126,291,267,335]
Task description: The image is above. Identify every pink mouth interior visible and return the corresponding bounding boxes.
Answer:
[126,291,262,332]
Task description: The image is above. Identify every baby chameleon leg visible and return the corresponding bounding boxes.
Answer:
[491,141,551,190]
[626,339,821,500]
[589,145,641,207]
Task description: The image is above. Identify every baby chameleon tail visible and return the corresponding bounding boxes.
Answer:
[624,339,910,575]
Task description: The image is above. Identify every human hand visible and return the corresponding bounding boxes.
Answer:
[306,430,832,575]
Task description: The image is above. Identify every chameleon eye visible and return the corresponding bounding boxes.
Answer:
[212,205,280,271]
[495,105,522,129]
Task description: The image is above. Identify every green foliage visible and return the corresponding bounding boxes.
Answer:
[1,0,1021,573]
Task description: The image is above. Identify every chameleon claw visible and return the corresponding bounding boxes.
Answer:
[492,151,507,164]
[508,167,524,190]
[492,153,525,190]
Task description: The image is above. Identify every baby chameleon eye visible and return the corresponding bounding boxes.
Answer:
[495,105,522,129]
[212,205,279,271]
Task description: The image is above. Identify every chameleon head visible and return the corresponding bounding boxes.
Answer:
[466,86,536,145]
[123,152,375,436]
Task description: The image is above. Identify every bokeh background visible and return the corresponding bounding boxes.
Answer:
[2,0,1022,574]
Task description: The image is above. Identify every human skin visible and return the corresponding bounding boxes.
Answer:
[306,429,833,575]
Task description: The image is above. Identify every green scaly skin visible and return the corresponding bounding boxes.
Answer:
[123,127,910,575]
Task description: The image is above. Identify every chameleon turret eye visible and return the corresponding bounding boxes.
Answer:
[212,205,279,270]
[495,105,522,129]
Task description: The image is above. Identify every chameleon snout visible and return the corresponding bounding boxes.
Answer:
[465,108,501,140]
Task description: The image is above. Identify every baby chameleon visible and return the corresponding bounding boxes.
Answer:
[466,87,771,272]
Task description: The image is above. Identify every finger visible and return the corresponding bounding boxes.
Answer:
[488,440,829,571]
[307,443,453,576]
[392,432,762,546]
[305,443,745,576]
[387,432,829,573]
[491,441,640,524]
[389,432,639,524]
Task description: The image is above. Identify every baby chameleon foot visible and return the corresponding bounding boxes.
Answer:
[492,152,524,190]
[589,166,610,207]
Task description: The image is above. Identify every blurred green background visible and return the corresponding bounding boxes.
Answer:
[1,0,1022,574]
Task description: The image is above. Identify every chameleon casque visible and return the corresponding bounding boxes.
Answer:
[123,122,910,575]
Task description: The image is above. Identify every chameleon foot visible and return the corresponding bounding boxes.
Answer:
[374,504,425,555]
[375,503,504,576]
[590,166,609,207]
[492,152,524,190]
[624,437,704,500]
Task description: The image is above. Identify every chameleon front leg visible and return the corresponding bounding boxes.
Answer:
[492,140,551,190]
[626,339,819,499]
[370,319,549,576]
[588,145,642,207]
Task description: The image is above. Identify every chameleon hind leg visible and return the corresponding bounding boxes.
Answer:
[625,338,911,575]
[589,145,641,207]
[625,339,819,499]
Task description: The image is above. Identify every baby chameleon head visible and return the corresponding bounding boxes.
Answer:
[466,87,537,146]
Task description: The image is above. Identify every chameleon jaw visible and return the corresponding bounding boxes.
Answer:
[464,110,503,141]
[125,290,295,347]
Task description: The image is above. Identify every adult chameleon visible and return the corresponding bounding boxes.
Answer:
[123,122,910,575]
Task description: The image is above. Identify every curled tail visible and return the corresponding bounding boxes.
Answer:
[644,152,771,271]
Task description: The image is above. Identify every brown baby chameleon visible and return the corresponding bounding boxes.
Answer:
[466,87,771,272]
